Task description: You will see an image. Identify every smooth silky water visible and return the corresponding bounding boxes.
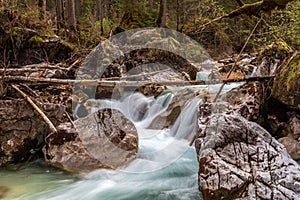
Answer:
[0,78,244,200]
[0,80,244,200]
[0,89,205,200]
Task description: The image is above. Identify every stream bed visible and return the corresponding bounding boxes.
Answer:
[0,90,204,200]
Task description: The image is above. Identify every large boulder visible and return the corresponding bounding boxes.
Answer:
[0,99,64,166]
[43,108,138,173]
[196,113,300,199]
[272,52,300,111]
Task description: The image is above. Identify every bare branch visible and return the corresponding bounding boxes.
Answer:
[11,84,57,134]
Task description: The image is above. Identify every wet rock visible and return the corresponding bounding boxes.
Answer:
[266,111,300,141]
[0,99,64,167]
[289,113,300,141]
[43,108,138,173]
[0,185,8,198]
[223,82,268,124]
[272,52,300,111]
[149,88,206,129]
[252,40,294,76]
[138,83,167,98]
[196,113,300,199]
[218,54,257,79]
[278,137,300,161]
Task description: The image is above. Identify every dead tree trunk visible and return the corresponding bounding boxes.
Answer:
[67,0,76,41]
[97,0,104,35]
[157,0,167,27]
[55,0,64,31]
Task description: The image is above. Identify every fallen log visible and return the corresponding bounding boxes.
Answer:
[201,0,295,28]
[4,75,275,87]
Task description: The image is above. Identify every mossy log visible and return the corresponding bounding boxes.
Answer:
[228,0,295,18]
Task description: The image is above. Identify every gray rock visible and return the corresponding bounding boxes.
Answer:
[196,113,300,200]
[0,99,64,166]
[224,82,266,124]
[43,108,138,173]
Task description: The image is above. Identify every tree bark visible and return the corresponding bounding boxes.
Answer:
[104,0,112,19]
[157,0,167,27]
[4,75,275,86]
[97,0,103,34]
[149,0,154,13]
[75,0,83,17]
[67,0,76,41]
[55,0,64,30]
[38,0,47,19]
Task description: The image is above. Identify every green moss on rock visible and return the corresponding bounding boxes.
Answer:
[260,40,294,60]
[272,52,300,110]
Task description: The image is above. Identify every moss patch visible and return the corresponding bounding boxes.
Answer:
[272,52,300,110]
[260,40,294,60]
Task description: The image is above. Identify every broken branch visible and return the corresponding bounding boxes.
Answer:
[11,84,57,134]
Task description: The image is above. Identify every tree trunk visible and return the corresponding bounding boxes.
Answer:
[104,0,112,19]
[67,0,76,41]
[176,0,179,31]
[149,0,154,13]
[75,0,83,17]
[97,0,103,34]
[157,0,167,27]
[55,0,64,30]
[38,0,47,19]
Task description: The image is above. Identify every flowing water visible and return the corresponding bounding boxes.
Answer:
[0,90,204,200]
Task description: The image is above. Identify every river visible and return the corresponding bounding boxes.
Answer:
[1,89,205,200]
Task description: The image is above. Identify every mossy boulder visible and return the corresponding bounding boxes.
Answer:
[272,52,300,111]
[259,40,294,61]
[253,40,294,76]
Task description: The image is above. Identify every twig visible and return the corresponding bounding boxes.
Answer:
[67,59,81,71]
[200,15,228,30]
[11,84,57,134]
[19,84,39,98]
[65,111,76,128]
[213,17,262,103]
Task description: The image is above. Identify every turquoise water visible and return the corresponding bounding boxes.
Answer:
[0,161,77,200]
[0,144,200,200]
[0,92,202,200]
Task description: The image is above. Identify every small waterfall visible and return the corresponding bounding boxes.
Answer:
[10,91,202,200]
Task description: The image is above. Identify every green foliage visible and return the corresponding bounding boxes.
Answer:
[252,0,300,51]
[0,0,299,61]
